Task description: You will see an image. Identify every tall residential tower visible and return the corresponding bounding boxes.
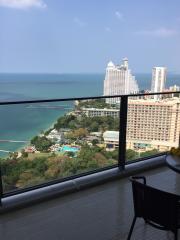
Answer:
[151,67,167,99]
[103,58,139,104]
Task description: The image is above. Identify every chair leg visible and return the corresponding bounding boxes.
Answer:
[127,216,137,240]
[174,229,178,240]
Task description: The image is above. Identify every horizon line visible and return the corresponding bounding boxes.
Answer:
[0,71,179,75]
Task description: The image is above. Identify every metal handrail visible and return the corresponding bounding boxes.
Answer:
[0,91,179,105]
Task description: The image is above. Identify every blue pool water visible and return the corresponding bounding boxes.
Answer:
[60,146,80,153]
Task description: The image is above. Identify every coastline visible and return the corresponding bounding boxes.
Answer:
[0,106,74,158]
[0,73,179,158]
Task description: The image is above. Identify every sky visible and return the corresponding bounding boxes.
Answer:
[0,0,180,73]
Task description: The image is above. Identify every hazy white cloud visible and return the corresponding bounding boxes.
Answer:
[115,11,123,20]
[135,28,178,37]
[73,17,86,27]
[0,0,47,9]
[105,27,111,32]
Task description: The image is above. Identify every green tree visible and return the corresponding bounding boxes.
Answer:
[92,139,99,146]
[66,151,75,158]
[9,152,18,160]
[31,136,53,152]
[126,149,139,161]
[16,170,44,188]
[140,149,159,158]
[54,115,76,130]
[21,149,28,158]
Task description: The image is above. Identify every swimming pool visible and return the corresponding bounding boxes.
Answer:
[59,145,80,153]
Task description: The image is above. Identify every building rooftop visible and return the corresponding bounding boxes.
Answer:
[107,61,115,68]
[128,97,180,105]
[103,131,119,140]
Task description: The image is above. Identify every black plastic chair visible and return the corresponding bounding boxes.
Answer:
[127,176,180,240]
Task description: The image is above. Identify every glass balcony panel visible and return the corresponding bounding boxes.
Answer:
[0,97,119,193]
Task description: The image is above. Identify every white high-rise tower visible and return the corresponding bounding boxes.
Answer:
[103,58,139,104]
[151,67,167,99]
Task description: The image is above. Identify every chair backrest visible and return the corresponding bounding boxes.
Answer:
[131,177,180,230]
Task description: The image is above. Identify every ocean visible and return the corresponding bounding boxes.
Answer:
[0,73,179,157]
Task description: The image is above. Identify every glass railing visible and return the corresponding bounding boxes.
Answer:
[0,97,120,193]
[0,92,179,196]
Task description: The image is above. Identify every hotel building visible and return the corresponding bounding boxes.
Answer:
[82,108,119,118]
[151,67,167,100]
[82,98,180,152]
[127,98,180,152]
[103,58,139,104]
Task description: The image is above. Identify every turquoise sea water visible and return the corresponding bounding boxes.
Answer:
[0,73,179,157]
[0,73,104,157]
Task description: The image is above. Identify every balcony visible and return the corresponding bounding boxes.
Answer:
[0,165,180,240]
[0,92,180,239]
